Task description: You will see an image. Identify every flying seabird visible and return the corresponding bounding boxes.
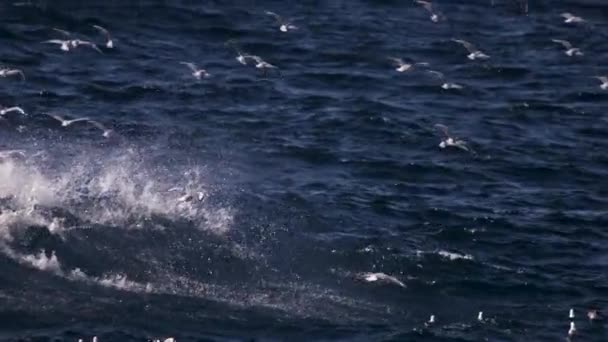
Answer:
[415,0,442,22]
[452,39,490,60]
[92,25,114,48]
[359,272,406,288]
[568,322,576,337]
[243,55,281,76]
[179,62,210,79]
[427,70,463,90]
[434,124,471,152]
[552,39,583,56]
[388,57,429,72]
[0,67,25,81]
[225,39,249,65]
[561,12,585,24]
[594,76,608,90]
[43,39,102,53]
[46,114,91,127]
[265,11,298,32]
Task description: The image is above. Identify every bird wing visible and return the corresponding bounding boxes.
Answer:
[92,24,110,37]
[52,28,72,37]
[416,0,433,12]
[434,124,450,138]
[48,114,66,123]
[179,61,198,72]
[452,39,477,53]
[552,39,572,49]
[6,69,25,80]
[43,39,66,45]
[68,118,92,125]
[87,120,108,131]
[387,56,405,66]
[3,107,26,115]
[243,55,263,63]
[596,76,608,83]
[78,40,103,53]
[427,70,444,80]
[561,12,574,19]
[265,10,283,23]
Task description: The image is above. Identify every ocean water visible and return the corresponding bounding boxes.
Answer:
[0,0,607,341]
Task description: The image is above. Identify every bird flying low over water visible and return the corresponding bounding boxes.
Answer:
[265,11,298,32]
[551,39,583,56]
[92,25,114,49]
[0,67,25,81]
[452,39,490,60]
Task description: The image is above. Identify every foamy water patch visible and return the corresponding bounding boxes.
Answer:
[0,148,233,238]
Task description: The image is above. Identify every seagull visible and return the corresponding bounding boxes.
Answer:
[88,120,113,138]
[265,11,298,32]
[43,39,102,53]
[177,192,205,203]
[52,27,72,37]
[594,76,608,90]
[92,25,114,48]
[425,315,435,327]
[568,322,576,337]
[179,62,210,79]
[46,114,91,127]
[434,124,471,152]
[225,39,249,65]
[43,39,71,51]
[452,39,490,60]
[0,106,26,116]
[243,55,281,76]
[388,57,429,73]
[415,0,441,22]
[427,70,463,90]
[552,39,583,56]
[359,272,406,288]
[561,12,585,24]
[478,311,484,322]
[588,309,602,321]
[0,67,25,81]
[569,308,575,319]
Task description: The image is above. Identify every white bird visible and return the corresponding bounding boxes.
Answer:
[0,67,25,81]
[88,120,113,138]
[265,11,298,32]
[452,39,490,60]
[415,0,441,22]
[177,192,205,203]
[425,314,435,326]
[478,311,484,321]
[225,39,249,65]
[568,321,576,337]
[388,57,429,73]
[43,39,71,51]
[434,124,471,152]
[427,70,463,90]
[43,39,102,53]
[164,338,176,342]
[552,39,583,56]
[243,55,281,76]
[359,272,406,288]
[594,76,608,90]
[92,337,98,342]
[561,12,585,24]
[0,106,26,116]
[47,114,91,127]
[179,62,210,79]
[588,309,601,321]
[92,24,114,48]
[47,114,112,138]
[569,308,575,319]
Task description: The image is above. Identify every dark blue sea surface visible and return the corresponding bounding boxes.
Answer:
[0,0,607,341]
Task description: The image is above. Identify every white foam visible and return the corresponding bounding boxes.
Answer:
[0,147,233,242]
[22,250,62,273]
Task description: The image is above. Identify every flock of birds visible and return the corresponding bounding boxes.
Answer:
[1,1,606,340]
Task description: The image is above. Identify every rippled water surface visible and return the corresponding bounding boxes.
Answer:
[0,0,607,341]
